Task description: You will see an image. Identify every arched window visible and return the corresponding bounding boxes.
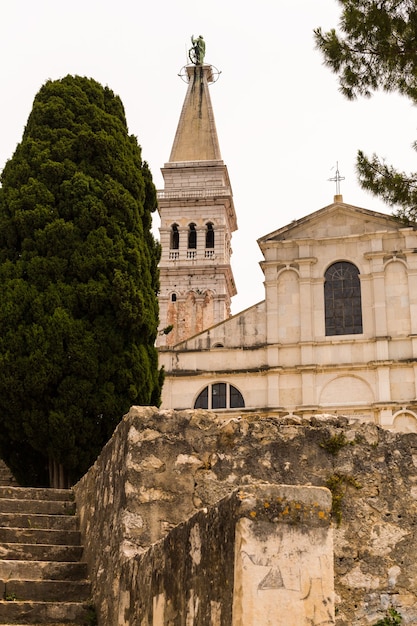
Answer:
[205,222,214,248]
[188,223,197,249]
[324,261,363,336]
[194,383,245,410]
[170,224,179,250]
[171,293,177,302]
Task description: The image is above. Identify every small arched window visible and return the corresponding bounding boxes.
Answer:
[205,223,214,249]
[171,293,177,302]
[170,224,179,250]
[324,261,363,336]
[188,223,197,249]
[194,383,245,410]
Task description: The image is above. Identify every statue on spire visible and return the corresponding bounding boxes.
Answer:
[189,35,206,65]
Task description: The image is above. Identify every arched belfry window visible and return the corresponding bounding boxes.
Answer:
[170,224,179,250]
[188,223,197,249]
[194,383,245,410]
[324,261,363,336]
[205,222,214,248]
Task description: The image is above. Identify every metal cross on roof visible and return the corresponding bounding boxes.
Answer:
[328,162,345,196]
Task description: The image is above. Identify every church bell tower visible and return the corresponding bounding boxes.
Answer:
[156,43,237,347]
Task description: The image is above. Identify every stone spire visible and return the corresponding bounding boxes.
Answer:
[169,65,221,162]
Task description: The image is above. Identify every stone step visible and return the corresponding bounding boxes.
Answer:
[0,580,90,603]
[0,488,73,503]
[0,544,83,562]
[0,515,77,532]
[0,481,13,488]
[0,480,94,625]
[0,478,17,488]
[0,561,88,581]
[0,529,81,547]
[0,600,92,624]
[0,500,75,516]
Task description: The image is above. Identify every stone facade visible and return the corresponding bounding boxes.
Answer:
[159,201,417,431]
[74,406,417,625]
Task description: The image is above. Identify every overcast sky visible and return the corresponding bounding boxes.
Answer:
[2,1,416,313]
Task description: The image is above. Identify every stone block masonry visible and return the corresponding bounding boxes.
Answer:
[231,485,334,625]
[74,407,417,625]
[118,484,333,625]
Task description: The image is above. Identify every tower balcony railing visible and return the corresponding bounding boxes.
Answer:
[166,249,222,261]
[157,187,231,200]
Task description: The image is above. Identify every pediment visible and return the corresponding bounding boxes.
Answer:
[258,202,409,245]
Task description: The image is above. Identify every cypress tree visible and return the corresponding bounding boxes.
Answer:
[0,75,163,487]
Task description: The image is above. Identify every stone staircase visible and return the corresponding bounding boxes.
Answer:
[0,485,95,625]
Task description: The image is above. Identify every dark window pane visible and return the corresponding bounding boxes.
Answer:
[206,223,214,248]
[188,224,197,249]
[195,387,208,409]
[230,385,245,408]
[171,224,179,250]
[212,383,226,409]
[325,262,363,336]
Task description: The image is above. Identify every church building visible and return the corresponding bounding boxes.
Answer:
[157,55,417,432]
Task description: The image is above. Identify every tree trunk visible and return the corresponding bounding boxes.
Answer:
[49,457,70,489]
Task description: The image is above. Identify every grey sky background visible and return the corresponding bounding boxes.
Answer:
[1,1,416,313]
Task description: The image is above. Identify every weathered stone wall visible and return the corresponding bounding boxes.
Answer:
[114,484,333,625]
[74,406,417,625]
